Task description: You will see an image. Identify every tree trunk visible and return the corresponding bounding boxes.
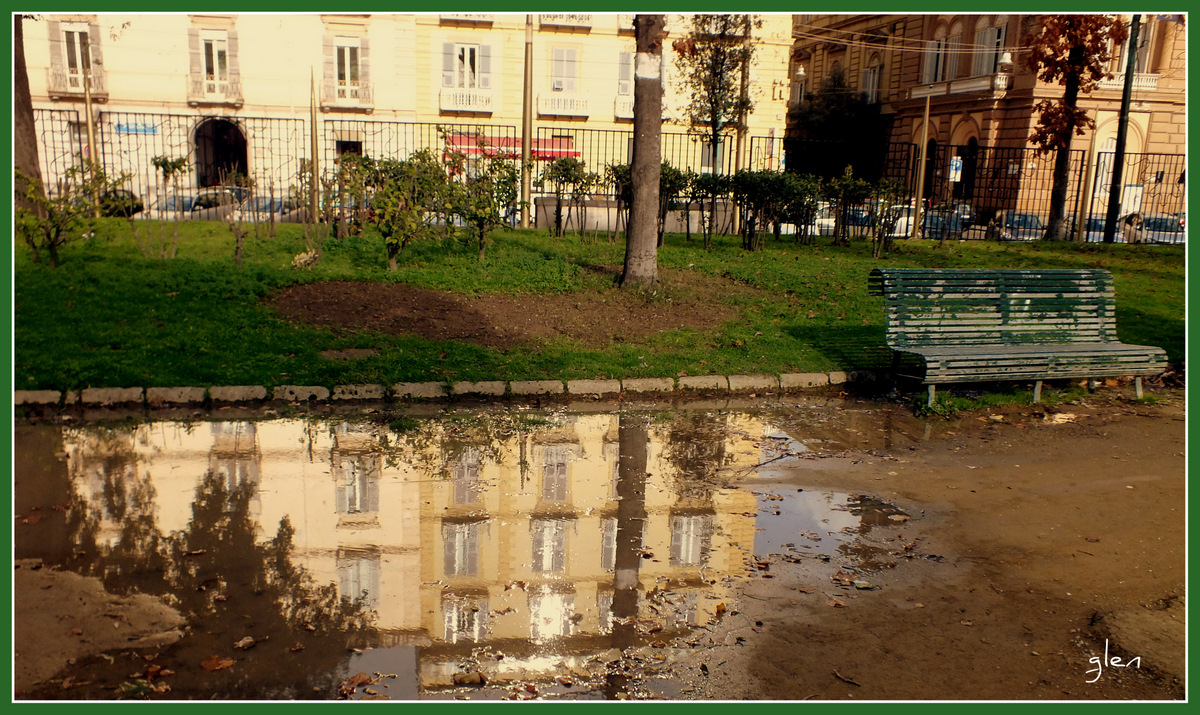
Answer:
[1046,46,1084,240]
[14,15,46,219]
[621,14,665,290]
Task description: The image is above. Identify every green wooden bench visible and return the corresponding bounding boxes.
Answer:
[867,268,1168,406]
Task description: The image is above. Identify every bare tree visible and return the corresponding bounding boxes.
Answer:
[14,15,45,217]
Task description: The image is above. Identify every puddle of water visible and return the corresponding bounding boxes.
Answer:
[14,406,919,700]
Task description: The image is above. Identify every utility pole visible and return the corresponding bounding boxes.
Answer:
[520,14,533,229]
[621,14,665,289]
[1103,14,1140,243]
[82,51,99,217]
[310,69,319,224]
[910,95,931,240]
[732,23,751,235]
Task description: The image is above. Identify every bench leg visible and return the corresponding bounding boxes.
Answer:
[927,384,936,408]
[1135,376,1144,400]
[1033,380,1042,403]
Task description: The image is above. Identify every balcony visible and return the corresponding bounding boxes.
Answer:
[539,14,592,29]
[320,80,374,112]
[46,67,107,101]
[440,14,493,24]
[910,72,1010,100]
[614,96,634,119]
[1097,73,1160,92]
[186,74,243,107]
[440,87,494,114]
[538,92,590,117]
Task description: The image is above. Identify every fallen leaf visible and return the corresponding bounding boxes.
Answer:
[234,637,255,650]
[200,655,235,671]
[828,599,847,608]
[339,672,375,696]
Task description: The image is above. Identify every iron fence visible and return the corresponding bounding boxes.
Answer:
[320,119,519,173]
[32,109,84,195]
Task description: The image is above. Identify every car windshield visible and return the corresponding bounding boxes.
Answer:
[1008,214,1042,230]
[1143,217,1181,232]
[161,196,196,212]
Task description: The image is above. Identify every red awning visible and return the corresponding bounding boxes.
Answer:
[444,135,579,160]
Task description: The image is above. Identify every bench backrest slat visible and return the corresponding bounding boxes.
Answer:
[868,268,1119,347]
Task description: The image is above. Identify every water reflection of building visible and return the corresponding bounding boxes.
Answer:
[55,410,768,691]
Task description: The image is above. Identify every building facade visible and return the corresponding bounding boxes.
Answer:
[786,14,1186,222]
[24,13,795,209]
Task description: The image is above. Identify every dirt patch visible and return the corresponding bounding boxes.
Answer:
[267,267,756,350]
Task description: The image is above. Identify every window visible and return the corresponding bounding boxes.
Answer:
[443,42,492,90]
[542,446,569,502]
[338,551,381,608]
[335,36,361,99]
[923,38,946,83]
[443,596,489,643]
[62,22,91,89]
[551,47,577,92]
[862,55,882,103]
[945,23,963,80]
[973,21,1007,75]
[532,518,567,573]
[700,138,725,173]
[670,514,713,567]
[200,30,229,96]
[452,448,482,504]
[617,52,633,95]
[601,517,617,571]
[444,521,481,576]
[334,453,379,514]
[529,587,575,641]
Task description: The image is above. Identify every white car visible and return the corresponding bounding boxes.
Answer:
[230,196,307,224]
[137,188,239,222]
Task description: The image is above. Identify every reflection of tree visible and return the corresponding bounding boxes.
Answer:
[606,413,649,699]
[661,413,735,502]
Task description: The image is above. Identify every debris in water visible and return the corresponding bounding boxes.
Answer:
[234,637,256,650]
[200,655,235,671]
[453,672,486,686]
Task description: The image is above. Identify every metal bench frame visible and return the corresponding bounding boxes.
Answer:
[868,268,1168,406]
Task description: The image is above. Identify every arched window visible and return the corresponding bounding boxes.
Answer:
[973,15,1008,75]
[862,52,882,103]
[923,23,949,83]
[944,21,963,80]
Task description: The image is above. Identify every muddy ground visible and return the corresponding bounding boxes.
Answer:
[14,391,1185,700]
[267,268,756,349]
[663,393,1187,700]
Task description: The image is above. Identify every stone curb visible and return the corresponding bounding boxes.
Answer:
[678,375,729,391]
[566,379,622,395]
[147,387,207,406]
[81,387,144,406]
[511,380,564,395]
[727,374,780,392]
[16,372,871,409]
[332,384,386,401]
[14,390,62,405]
[622,377,675,393]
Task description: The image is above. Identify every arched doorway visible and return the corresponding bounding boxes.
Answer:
[952,137,979,200]
[194,118,248,187]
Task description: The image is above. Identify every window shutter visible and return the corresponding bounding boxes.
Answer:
[87,22,103,74]
[366,475,379,513]
[922,40,937,82]
[478,44,491,90]
[442,42,455,87]
[443,524,457,575]
[945,36,961,80]
[227,29,241,82]
[532,522,546,572]
[358,35,369,85]
[972,29,989,76]
[618,52,632,94]
[565,48,577,92]
[551,522,565,572]
[336,481,347,513]
[187,27,202,76]
[48,20,64,70]
[322,34,334,82]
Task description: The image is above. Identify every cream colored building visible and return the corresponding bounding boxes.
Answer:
[24,12,794,206]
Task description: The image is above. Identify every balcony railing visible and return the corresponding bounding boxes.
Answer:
[538,92,590,117]
[614,96,634,119]
[540,14,592,29]
[440,87,494,113]
[1097,73,1160,92]
[320,80,374,110]
[186,74,243,106]
[910,72,1009,99]
[47,67,107,99]
[440,14,494,24]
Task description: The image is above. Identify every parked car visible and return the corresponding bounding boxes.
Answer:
[881,204,916,238]
[815,204,872,236]
[99,188,144,217]
[1142,214,1186,244]
[138,187,240,222]
[1072,216,1124,243]
[230,196,307,224]
[920,208,965,240]
[932,200,976,230]
[996,212,1045,241]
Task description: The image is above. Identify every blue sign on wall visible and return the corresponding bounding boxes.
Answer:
[114,123,158,135]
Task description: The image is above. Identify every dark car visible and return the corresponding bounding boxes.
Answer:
[933,200,975,230]
[920,208,964,239]
[100,188,144,217]
[1141,214,1186,245]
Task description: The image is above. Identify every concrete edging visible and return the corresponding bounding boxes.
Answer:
[14,372,862,409]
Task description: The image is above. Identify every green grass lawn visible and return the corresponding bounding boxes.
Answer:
[13,219,1185,391]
